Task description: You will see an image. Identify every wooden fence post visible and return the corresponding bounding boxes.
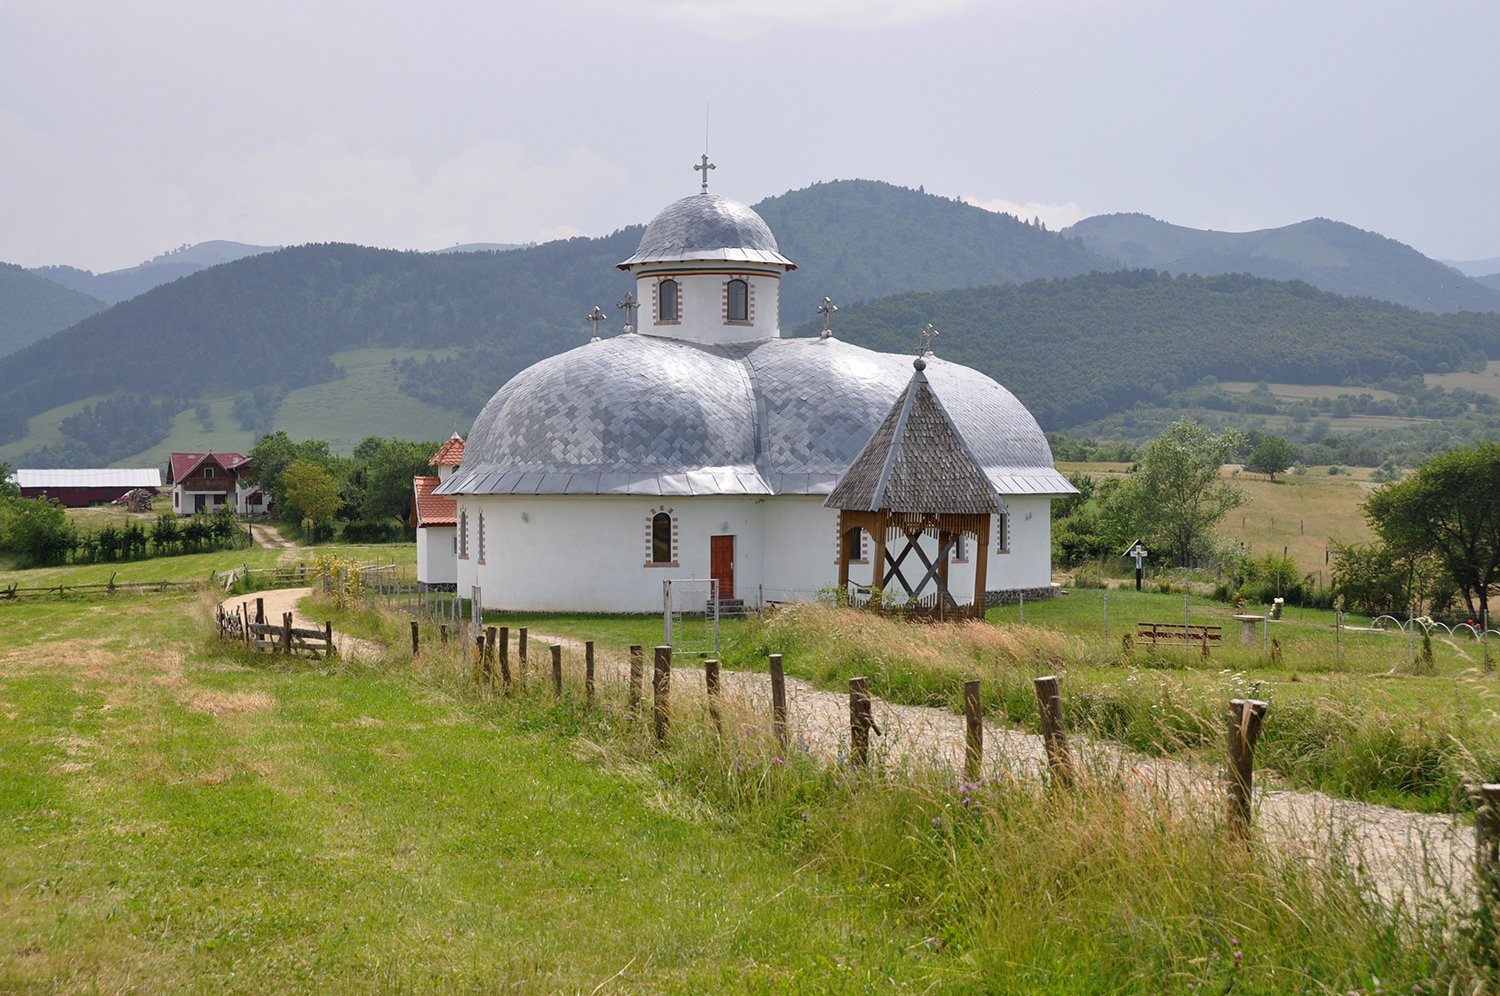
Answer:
[440,624,448,646]
[474,635,485,683]
[498,626,511,689]
[484,627,497,686]
[629,645,644,713]
[282,612,293,655]
[769,653,788,751]
[551,644,563,697]
[325,622,334,657]
[255,597,265,625]
[704,658,722,736]
[1227,698,1269,840]
[652,646,671,743]
[585,641,595,708]
[849,676,873,767]
[519,628,529,684]
[241,603,252,647]
[1475,784,1500,909]
[410,620,419,657]
[1033,675,1074,787]
[963,678,982,781]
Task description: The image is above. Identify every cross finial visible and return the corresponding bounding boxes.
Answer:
[694,153,716,194]
[816,296,838,339]
[585,305,607,342]
[615,291,639,334]
[918,322,940,355]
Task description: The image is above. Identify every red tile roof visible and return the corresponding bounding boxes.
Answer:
[412,475,457,527]
[168,452,251,482]
[430,434,465,467]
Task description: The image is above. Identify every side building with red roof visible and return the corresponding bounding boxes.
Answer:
[412,433,463,587]
[165,451,269,516]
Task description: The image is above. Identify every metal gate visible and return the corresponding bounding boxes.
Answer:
[663,578,720,655]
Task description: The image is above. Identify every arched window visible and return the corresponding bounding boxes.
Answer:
[476,510,486,564]
[459,508,469,559]
[657,279,679,322]
[726,278,749,322]
[651,512,672,563]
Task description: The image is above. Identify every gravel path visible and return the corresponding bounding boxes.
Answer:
[218,586,381,660]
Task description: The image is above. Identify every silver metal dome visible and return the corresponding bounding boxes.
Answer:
[617,193,796,269]
[436,336,1073,498]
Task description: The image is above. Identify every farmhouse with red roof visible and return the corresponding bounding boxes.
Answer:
[165,451,269,516]
[412,433,463,586]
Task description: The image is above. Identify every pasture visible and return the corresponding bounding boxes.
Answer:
[3,549,1497,989]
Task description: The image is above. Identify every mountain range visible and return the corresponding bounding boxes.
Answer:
[2,179,1499,468]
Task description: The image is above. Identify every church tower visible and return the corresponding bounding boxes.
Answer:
[616,157,796,345]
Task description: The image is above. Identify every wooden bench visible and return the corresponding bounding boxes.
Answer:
[1136,622,1223,648]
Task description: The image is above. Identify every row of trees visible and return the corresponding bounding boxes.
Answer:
[0,493,245,568]
[246,432,439,542]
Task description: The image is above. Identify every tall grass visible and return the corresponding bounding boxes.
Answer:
[346,614,1483,992]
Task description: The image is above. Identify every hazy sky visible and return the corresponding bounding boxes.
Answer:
[2,0,1494,272]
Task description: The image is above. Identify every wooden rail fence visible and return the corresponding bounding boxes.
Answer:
[215,602,335,659]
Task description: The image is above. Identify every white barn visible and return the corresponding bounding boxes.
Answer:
[432,181,1073,613]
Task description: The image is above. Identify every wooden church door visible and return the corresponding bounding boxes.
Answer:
[710,535,735,601]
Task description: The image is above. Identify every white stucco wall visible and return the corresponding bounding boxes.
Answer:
[417,526,457,586]
[636,267,782,344]
[445,493,1056,613]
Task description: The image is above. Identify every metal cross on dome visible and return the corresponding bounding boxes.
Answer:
[918,323,940,355]
[585,305,607,342]
[694,153,716,193]
[616,291,639,334]
[816,296,838,339]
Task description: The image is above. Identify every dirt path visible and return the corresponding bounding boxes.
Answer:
[218,586,380,659]
[525,630,1476,909]
[250,523,302,563]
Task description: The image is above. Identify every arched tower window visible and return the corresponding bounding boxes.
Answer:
[646,506,678,566]
[657,279,679,322]
[458,508,469,560]
[725,278,749,323]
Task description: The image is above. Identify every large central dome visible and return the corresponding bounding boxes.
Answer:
[437,335,1071,498]
[618,193,796,269]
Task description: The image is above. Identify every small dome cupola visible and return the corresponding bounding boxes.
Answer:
[617,157,795,345]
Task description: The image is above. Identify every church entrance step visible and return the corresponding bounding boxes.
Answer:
[708,598,748,618]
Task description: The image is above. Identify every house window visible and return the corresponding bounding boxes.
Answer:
[477,510,486,565]
[646,506,678,566]
[657,279,679,322]
[995,513,1010,554]
[459,508,469,559]
[203,467,215,478]
[726,279,749,322]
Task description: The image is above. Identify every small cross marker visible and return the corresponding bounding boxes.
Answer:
[585,305,607,342]
[816,296,838,339]
[694,153,716,194]
[616,291,639,334]
[918,323,940,355]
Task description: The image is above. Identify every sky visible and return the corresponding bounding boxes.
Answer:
[1,0,1495,273]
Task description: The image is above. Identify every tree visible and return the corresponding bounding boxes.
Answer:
[0,462,17,499]
[0,495,76,565]
[1107,419,1245,566]
[1245,436,1295,481]
[1364,441,1500,622]
[248,431,336,518]
[283,458,343,542]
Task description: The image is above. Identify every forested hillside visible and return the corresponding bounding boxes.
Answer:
[790,269,1500,428]
[0,181,1109,453]
[0,263,107,358]
[28,240,281,304]
[1067,213,1500,313]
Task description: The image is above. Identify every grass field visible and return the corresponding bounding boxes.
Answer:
[0,347,469,467]
[1058,459,1375,577]
[1219,381,1402,403]
[2,567,1475,990]
[1427,359,1500,399]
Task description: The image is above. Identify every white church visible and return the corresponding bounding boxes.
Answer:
[427,169,1074,614]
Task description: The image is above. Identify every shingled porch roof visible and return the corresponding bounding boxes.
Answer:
[825,358,1005,516]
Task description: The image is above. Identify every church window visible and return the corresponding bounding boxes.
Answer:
[657,279,679,322]
[646,506,678,566]
[952,533,969,563]
[995,513,1010,554]
[459,508,469,559]
[476,510,486,565]
[842,527,868,565]
[726,279,749,322]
